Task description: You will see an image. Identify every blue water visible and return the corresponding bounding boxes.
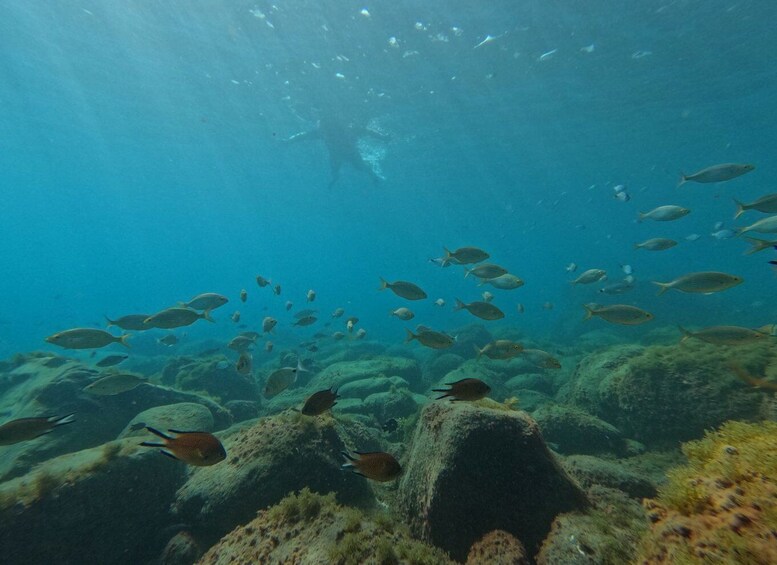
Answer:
[1,1,776,357]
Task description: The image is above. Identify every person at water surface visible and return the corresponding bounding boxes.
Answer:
[284,115,390,188]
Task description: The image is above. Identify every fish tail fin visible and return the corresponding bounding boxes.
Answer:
[140,441,164,448]
[443,246,452,260]
[473,344,483,359]
[678,325,692,343]
[637,212,646,223]
[202,308,214,322]
[296,359,309,374]
[453,298,465,311]
[378,277,388,291]
[733,198,746,220]
[743,237,772,255]
[104,315,115,328]
[652,281,670,296]
[633,243,641,250]
[50,413,76,427]
[677,173,688,188]
[118,334,131,348]
[433,393,451,400]
[340,451,356,469]
[145,426,172,441]
[404,328,416,343]
[582,304,595,321]
[728,363,757,386]
[463,268,471,278]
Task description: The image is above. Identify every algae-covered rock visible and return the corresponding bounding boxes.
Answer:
[118,402,214,438]
[561,454,657,499]
[505,372,554,395]
[424,353,466,383]
[636,420,777,564]
[307,356,422,391]
[533,404,625,455]
[537,485,648,565]
[197,488,456,565]
[173,411,373,548]
[511,389,554,412]
[0,353,230,481]
[397,402,587,561]
[560,342,767,446]
[160,531,203,565]
[362,388,422,421]
[338,375,410,398]
[0,438,186,565]
[162,356,260,401]
[466,530,530,564]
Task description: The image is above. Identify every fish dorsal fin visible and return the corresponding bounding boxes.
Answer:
[168,429,206,435]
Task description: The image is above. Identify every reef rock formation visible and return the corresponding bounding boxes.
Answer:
[561,454,657,499]
[173,411,376,548]
[0,438,186,565]
[533,404,626,455]
[397,401,587,561]
[636,420,777,564]
[0,352,230,481]
[118,402,215,438]
[537,485,648,565]
[197,488,455,564]
[466,530,530,564]
[559,342,767,446]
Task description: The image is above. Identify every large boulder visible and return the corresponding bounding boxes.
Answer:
[0,353,230,481]
[0,438,186,565]
[196,489,455,564]
[118,402,215,438]
[561,455,657,499]
[397,402,587,561]
[161,356,260,402]
[537,486,648,565]
[172,411,376,548]
[306,356,422,391]
[559,342,769,446]
[533,404,626,455]
[466,530,530,565]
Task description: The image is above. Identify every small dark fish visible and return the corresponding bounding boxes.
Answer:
[0,413,75,445]
[273,284,282,296]
[96,354,129,367]
[307,344,319,352]
[301,388,339,416]
[294,309,318,319]
[381,418,399,433]
[236,352,252,375]
[294,316,318,327]
[256,275,271,287]
[433,378,491,401]
[285,301,293,311]
[129,421,146,432]
[140,427,226,466]
[240,289,248,303]
[341,450,402,482]
[158,334,179,347]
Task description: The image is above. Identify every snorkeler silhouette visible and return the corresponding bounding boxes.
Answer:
[285,117,390,189]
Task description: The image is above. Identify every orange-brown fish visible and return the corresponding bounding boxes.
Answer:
[140,427,226,466]
[0,413,75,445]
[301,388,339,416]
[729,364,777,392]
[433,378,491,401]
[341,450,402,482]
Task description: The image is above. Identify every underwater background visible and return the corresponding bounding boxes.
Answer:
[1,1,776,564]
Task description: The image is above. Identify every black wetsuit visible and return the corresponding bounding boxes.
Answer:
[286,118,389,188]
